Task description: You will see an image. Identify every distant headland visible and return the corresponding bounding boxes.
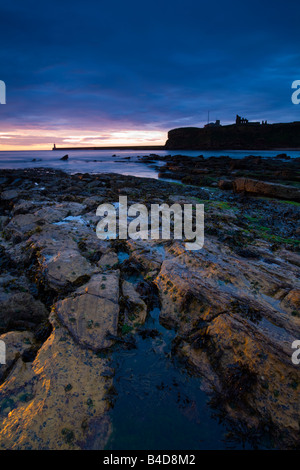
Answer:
[165,115,300,150]
[52,116,300,151]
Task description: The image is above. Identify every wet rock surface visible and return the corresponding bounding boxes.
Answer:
[0,166,299,449]
[140,153,300,201]
[121,280,147,329]
[233,177,300,202]
[55,273,120,351]
[0,314,112,450]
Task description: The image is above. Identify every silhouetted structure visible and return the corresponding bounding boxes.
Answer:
[236,115,266,126]
[165,117,300,150]
[204,119,221,128]
[236,114,248,125]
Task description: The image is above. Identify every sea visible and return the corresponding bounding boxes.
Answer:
[0,148,299,179]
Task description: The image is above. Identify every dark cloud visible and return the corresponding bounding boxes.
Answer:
[0,0,300,146]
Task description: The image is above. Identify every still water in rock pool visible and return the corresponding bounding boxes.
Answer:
[104,257,266,450]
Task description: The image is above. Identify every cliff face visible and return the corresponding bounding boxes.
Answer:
[165,122,300,150]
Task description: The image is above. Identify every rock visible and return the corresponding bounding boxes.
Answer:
[98,251,118,269]
[154,253,231,332]
[127,240,166,272]
[275,153,290,160]
[122,280,147,327]
[218,179,233,190]
[152,232,300,447]
[5,213,41,241]
[1,189,20,201]
[282,289,300,319]
[33,202,86,224]
[24,223,96,290]
[233,178,300,202]
[0,331,35,381]
[55,273,119,350]
[0,314,112,449]
[205,313,299,441]
[0,216,8,230]
[12,199,47,216]
[29,224,79,255]
[140,152,300,190]
[60,154,69,161]
[0,273,32,300]
[46,250,94,290]
[0,166,299,449]
[33,206,68,224]
[82,196,105,211]
[0,293,48,332]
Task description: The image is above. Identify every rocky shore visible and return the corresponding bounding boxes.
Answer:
[141,152,300,200]
[0,160,299,449]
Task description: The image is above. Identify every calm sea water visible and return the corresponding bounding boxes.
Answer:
[0,149,299,179]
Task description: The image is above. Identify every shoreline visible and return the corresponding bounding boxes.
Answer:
[51,145,300,152]
[52,145,166,151]
[0,164,299,450]
[2,147,300,153]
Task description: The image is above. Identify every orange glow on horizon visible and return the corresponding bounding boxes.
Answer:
[0,128,166,151]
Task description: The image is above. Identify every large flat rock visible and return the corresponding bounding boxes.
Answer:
[233,177,300,202]
[0,315,112,449]
[55,273,120,350]
[46,249,94,289]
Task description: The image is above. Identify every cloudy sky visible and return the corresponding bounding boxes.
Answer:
[0,0,299,149]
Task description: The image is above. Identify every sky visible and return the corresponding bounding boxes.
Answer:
[0,0,299,150]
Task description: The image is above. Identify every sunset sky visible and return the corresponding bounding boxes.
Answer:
[0,0,299,150]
